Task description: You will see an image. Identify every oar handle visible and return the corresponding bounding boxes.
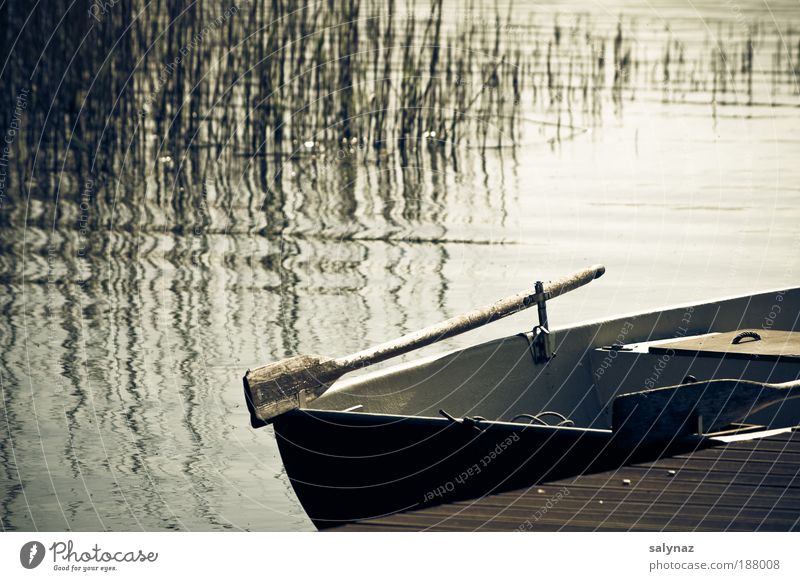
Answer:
[771,379,800,393]
[336,264,605,370]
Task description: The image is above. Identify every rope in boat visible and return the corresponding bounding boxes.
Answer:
[439,408,574,428]
[510,411,574,427]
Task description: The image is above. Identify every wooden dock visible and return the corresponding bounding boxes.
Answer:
[332,428,800,532]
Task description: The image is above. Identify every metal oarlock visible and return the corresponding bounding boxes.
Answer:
[529,281,554,364]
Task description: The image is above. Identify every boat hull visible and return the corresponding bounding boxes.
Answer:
[264,286,800,529]
[273,410,697,529]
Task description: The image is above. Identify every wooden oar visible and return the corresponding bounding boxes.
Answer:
[612,378,800,445]
[244,264,606,426]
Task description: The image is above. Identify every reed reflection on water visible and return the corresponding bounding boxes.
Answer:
[1,0,799,530]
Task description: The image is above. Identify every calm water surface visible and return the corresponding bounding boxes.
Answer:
[1,0,799,530]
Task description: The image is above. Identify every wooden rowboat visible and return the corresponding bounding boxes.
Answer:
[243,269,800,530]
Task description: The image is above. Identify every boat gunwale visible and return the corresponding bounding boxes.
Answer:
[319,284,800,400]
[278,407,614,433]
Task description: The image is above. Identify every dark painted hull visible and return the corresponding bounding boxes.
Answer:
[273,410,700,530]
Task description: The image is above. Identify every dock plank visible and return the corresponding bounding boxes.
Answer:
[332,429,800,531]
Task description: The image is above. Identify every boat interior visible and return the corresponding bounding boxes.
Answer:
[310,286,800,434]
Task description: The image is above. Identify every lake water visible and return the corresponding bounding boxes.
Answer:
[1,0,799,531]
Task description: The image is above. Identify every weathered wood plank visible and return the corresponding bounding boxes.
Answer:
[333,430,800,532]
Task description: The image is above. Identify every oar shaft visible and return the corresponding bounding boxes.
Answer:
[336,264,605,370]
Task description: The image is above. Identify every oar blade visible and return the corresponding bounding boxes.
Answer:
[243,355,343,427]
